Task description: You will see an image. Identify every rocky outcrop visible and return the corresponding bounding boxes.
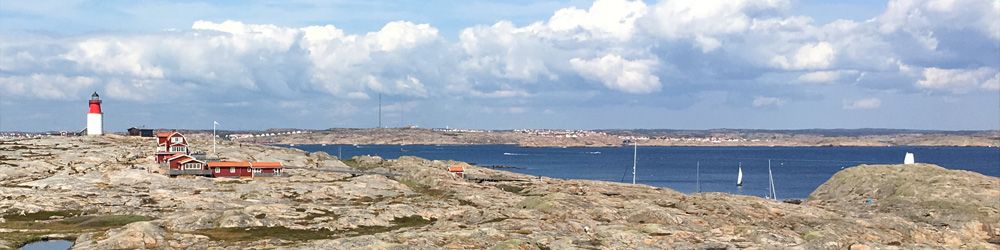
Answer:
[808,163,1000,247]
[1,136,997,249]
[75,221,167,250]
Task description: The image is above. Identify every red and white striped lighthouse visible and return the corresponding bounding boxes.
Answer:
[86,92,103,135]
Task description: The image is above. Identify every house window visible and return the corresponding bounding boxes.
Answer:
[229,167,235,173]
[171,146,186,152]
[171,137,183,143]
[252,168,262,173]
[214,168,220,173]
[184,163,202,170]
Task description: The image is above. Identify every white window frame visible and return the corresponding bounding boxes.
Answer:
[171,137,183,143]
[214,168,220,173]
[229,167,235,173]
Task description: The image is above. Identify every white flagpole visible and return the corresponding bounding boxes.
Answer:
[213,121,218,156]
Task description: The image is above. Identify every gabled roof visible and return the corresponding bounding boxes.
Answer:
[166,154,192,162]
[178,158,204,165]
[157,131,184,138]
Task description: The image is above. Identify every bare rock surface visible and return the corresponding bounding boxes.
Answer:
[0,135,997,249]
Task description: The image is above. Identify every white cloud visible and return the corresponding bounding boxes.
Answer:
[752,96,785,108]
[0,74,96,100]
[547,0,648,40]
[1,0,998,109]
[771,42,837,70]
[843,98,882,110]
[569,54,661,94]
[797,70,860,83]
[916,67,999,93]
[643,0,790,41]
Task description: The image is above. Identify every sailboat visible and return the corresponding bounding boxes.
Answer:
[631,141,638,184]
[903,152,915,164]
[736,162,744,186]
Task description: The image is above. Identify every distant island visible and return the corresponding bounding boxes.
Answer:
[216,128,1000,147]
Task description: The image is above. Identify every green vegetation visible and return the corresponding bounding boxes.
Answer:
[346,216,435,236]
[0,211,155,249]
[197,215,435,242]
[2,210,85,222]
[496,184,525,194]
[195,226,337,242]
[398,178,450,198]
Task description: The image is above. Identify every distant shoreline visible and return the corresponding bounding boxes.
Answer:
[273,143,1000,148]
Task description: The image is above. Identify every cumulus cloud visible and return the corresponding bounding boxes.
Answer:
[0,0,997,112]
[797,70,859,84]
[0,74,96,100]
[569,54,661,94]
[752,96,786,108]
[843,98,882,110]
[917,67,999,93]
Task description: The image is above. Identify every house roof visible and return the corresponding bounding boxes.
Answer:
[448,165,464,172]
[208,161,251,167]
[157,131,184,138]
[251,162,283,169]
[166,154,191,161]
[206,161,283,169]
[178,158,204,164]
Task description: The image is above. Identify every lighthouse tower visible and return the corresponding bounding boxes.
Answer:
[87,92,103,136]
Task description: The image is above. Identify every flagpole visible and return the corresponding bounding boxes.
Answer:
[213,121,217,156]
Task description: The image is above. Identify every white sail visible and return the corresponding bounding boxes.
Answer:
[903,152,915,165]
[736,164,744,186]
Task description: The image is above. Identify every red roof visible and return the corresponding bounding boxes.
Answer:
[208,161,251,167]
[206,161,283,169]
[251,162,283,169]
[157,131,183,138]
[178,158,203,164]
[449,165,464,172]
[166,154,192,161]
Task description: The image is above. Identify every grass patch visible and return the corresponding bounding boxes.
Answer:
[2,210,85,222]
[496,184,525,194]
[0,212,154,248]
[398,178,450,198]
[198,215,435,242]
[57,215,154,228]
[2,214,154,230]
[346,216,435,236]
[196,226,337,242]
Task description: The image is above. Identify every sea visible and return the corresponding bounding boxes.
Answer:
[285,144,1000,199]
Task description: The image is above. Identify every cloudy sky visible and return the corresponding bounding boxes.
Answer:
[1,0,998,131]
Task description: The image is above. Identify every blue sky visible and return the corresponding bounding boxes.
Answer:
[1,0,998,131]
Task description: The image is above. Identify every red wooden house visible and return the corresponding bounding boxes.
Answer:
[155,131,190,163]
[165,154,209,177]
[207,161,284,178]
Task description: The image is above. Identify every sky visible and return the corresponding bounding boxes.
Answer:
[1,0,998,131]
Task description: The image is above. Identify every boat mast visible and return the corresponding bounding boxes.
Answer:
[632,141,637,184]
[768,159,777,200]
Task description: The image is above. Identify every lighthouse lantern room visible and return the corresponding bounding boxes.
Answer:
[87,92,104,136]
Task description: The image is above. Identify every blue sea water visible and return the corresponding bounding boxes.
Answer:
[286,144,1000,199]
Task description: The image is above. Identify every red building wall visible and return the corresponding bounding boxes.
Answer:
[211,167,252,177]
